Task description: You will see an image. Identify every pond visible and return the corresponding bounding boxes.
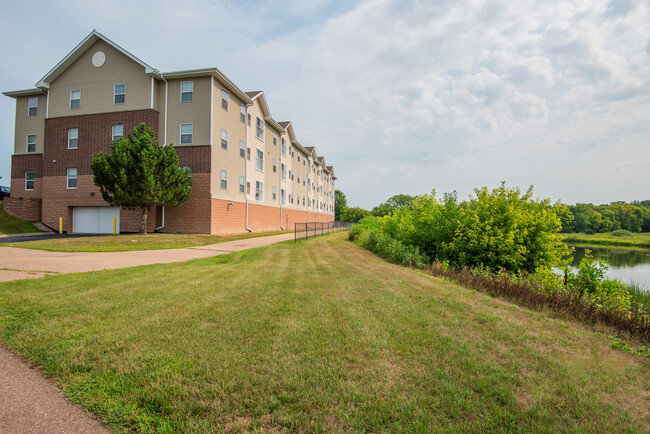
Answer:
[567,245,650,293]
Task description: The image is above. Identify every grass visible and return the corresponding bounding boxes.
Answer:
[0,200,40,235]
[0,233,648,432]
[561,232,650,249]
[0,229,292,252]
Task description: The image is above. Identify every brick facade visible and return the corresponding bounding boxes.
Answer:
[3,197,42,221]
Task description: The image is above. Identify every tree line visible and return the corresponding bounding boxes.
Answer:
[336,190,650,233]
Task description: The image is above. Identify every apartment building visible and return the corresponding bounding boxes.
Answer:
[3,30,336,234]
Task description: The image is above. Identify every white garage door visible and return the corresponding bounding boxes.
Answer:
[73,207,120,234]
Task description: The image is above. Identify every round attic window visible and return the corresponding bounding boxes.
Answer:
[92,51,106,68]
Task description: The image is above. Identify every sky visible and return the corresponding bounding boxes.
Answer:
[1,0,649,209]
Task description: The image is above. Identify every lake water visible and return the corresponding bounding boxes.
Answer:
[567,245,650,293]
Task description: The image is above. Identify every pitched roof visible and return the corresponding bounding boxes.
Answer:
[35,30,160,89]
[245,91,263,99]
[162,68,251,105]
[278,121,291,129]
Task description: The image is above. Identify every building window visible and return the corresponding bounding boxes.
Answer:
[28,97,38,116]
[281,188,286,205]
[281,137,286,155]
[25,171,34,190]
[256,117,264,140]
[255,181,263,201]
[247,181,251,194]
[182,166,191,187]
[273,131,277,145]
[239,175,245,193]
[297,193,300,205]
[181,81,193,102]
[68,129,78,149]
[67,168,77,189]
[297,154,300,162]
[26,134,36,153]
[70,89,81,109]
[221,129,228,150]
[290,193,294,204]
[221,89,229,110]
[240,103,246,123]
[180,123,193,144]
[297,173,301,183]
[303,196,305,206]
[114,84,126,104]
[281,163,286,181]
[112,125,124,142]
[273,158,277,173]
[239,140,246,158]
[255,148,264,171]
[247,147,251,160]
[220,169,227,189]
[272,186,277,200]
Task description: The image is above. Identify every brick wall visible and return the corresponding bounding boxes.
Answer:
[10,154,44,200]
[3,198,42,221]
[160,173,211,234]
[43,109,159,176]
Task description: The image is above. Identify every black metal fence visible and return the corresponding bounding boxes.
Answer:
[295,221,356,242]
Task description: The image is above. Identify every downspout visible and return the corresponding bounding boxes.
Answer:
[156,75,168,232]
[245,105,252,232]
[279,144,284,230]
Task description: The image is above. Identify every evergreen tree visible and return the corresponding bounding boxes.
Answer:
[91,123,191,234]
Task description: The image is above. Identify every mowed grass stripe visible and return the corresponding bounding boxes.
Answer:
[0,233,648,432]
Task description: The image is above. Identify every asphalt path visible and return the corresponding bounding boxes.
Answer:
[0,233,105,243]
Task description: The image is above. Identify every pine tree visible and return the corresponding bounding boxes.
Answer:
[91,123,191,234]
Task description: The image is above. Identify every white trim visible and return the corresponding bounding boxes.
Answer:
[70,89,81,109]
[164,79,168,145]
[150,77,154,109]
[255,148,264,172]
[66,168,77,189]
[113,83,125,105]
[210,76,213,146]
[180,81,193,103]
[180,123,193,144]
[26,134,36,153]
[45,91,49,118]
[25,171,34,191]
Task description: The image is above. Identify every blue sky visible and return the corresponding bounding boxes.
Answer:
[1,0,649,209]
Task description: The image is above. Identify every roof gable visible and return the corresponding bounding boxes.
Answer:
[35,30,159,89]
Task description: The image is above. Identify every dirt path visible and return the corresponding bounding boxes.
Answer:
[0,232,297,432]
[0,233,296,281]
[0,347,108,433]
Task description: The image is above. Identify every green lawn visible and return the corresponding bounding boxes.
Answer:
[0,200,40,235]
[561,232,650,249]
[0,233,648,432]
[0,230,291,252]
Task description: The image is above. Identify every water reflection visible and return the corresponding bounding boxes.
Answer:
[568,246,650,293]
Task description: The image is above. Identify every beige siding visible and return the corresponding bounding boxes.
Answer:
[165,77,210,147]
[13,94,46,155]
[266,125,283,209]
[47,40,152,118]
[245,100,267,205]
[210,78,248,201]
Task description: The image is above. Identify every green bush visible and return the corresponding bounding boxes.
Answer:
[611,229,633,237]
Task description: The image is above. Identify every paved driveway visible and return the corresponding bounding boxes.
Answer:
[0,233,296,282]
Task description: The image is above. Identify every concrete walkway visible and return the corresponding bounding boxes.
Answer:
[0,232,297,432]
[0,232,296,282]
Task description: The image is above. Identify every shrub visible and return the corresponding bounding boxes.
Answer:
[611,229,633,237]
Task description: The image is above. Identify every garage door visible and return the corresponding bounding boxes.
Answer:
[73,207,120,234]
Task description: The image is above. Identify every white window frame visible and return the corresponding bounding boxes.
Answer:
[273,158,277,173]
[281,188,286,205]
[281,163,286,181]
[180,81,193,102]
[255,116,264,140]
[67,168,77,189]
[25,171,34,190]
[255,148,264,172]
[180,123,193,144]
[239,139,246,158]
[70,89,81,109]
[26,134,36,153]
[114,84,126,104]
[221,129,228,150]
[255,180,264,201]
[240,103,246,123]
[28,97,38,116]
[239,175,245,193]
[221,89,229,110]
[273,131,277,145]
[112,125,124,142]
[68,128,78,149]
[281,137,286,156]
[220,169,228,190]
[272,186,277,200]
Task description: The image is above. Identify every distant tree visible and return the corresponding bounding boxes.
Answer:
[372,194,416,217]
[344,207,371,223]
[335,189,348,221]
[91,123,191,234]
[555,203,575,233]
